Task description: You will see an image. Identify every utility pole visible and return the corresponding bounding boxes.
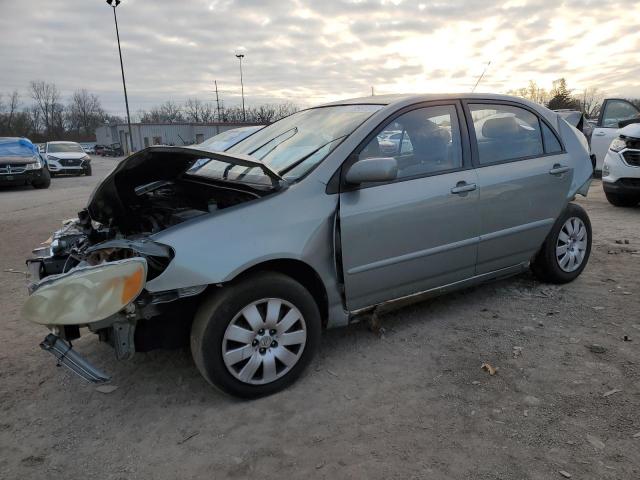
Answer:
[214,80,222,122]
[235,53,246,122]
[106,0,134,154]
[371,86,374,96]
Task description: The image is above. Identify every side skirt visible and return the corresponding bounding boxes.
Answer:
[347,262,529,321]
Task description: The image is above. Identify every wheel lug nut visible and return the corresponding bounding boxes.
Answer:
[269,329,276,335]
[259,348,266,355]
[252,339,258,347]
[258,328,265,335]
[271,341,278,348]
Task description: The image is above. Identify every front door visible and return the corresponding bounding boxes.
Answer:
[466,102,573,274]
[592,99,640,171]
[339,103,480,311]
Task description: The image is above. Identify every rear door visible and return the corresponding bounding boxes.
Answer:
[592,99,640,171]
[339,102,480,311]
[465,101,572,274]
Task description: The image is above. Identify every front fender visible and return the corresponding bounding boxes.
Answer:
[144,181,339,293]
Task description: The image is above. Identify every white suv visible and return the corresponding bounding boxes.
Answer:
[591,98,640,173]
[602,123,640,206]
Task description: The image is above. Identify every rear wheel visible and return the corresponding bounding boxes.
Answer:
[605,191,639,207]
[531,203,591,284]
[191,272,321,398]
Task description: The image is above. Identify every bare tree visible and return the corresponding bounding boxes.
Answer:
[68,89,105,136]
[507,80,549,105]
[4,91,20,133]
[184,98,214,123]
[30,80,62,136]
[580,87,603,118]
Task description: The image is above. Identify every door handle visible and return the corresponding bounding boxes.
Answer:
[451,182,477,194]
[594,132,606,136]
[549,165,570,175]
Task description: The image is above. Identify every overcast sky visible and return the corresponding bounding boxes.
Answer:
[1,0,639,117]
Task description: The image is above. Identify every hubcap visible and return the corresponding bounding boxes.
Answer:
[556,217,588,272]
[222,298,307,385]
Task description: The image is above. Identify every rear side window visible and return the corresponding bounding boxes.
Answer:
[541,123,562,153]
[470,104,543,165]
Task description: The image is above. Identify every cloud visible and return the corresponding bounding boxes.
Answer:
[0,0,638,117]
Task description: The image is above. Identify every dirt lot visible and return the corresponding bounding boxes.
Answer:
[1,157,639,480]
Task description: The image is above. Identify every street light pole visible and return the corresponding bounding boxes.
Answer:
[107,0,134,153]
[235,53,245,122]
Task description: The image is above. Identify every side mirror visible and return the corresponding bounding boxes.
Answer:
[345,157,398,185]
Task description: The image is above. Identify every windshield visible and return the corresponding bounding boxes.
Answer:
[199,126,262,151]
[188,105,382,184]
[48,143,84,153]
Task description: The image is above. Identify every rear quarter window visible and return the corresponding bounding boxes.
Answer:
[470,104,544,165]
[541,123,562,154]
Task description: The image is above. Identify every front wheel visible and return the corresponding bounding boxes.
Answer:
[84,165,92,176]
[605,191,638,207]
[531,203,592,284]
[191,272,321,398]
[32,168,51,189]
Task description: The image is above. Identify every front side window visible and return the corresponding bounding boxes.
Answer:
[601,100,640,128]
[360,105,463,179]
[470,104,543,164]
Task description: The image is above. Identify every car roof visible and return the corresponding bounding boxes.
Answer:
[319,92,560,128]
[319,92,534,107]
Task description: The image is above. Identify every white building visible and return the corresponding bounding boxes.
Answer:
[95,122,261,154]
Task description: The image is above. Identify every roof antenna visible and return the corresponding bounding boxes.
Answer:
[471,60,491,93]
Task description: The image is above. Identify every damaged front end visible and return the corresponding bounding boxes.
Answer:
[23,146,280,383]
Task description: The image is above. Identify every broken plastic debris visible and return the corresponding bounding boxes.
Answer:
[602,388,621,397]
[95,385,119,394]
[481,363,497,375]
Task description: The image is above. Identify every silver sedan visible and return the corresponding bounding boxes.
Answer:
[23,93,593,398]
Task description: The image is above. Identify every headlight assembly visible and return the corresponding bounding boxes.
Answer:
[609,137,627,153]
[22,258,147,326]
[25,157,43,170]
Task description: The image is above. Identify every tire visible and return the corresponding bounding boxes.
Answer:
[605,191,638,207]
[531,203,591,284]
[191,272,321,398]
[84,165,92,176]
[32,169,51,189]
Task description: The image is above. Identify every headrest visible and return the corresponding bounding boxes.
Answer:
[482,116,519,139]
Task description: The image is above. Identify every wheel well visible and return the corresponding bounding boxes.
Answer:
[233,259,329,326]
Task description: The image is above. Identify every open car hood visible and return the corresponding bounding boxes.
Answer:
[87,146,283,227]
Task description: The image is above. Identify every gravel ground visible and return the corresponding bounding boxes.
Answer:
[1,157,639,480]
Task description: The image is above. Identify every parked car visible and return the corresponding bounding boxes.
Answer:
[590,98,640,173]
[102,142,124,157]
[22,93,593,398]
[0,137,50,189]
[94,144,107,156]
[81,143,96,154]
[554,109,594,143]
[602,122,640,206]
[44,141,92,176]
[195,125,263,152]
